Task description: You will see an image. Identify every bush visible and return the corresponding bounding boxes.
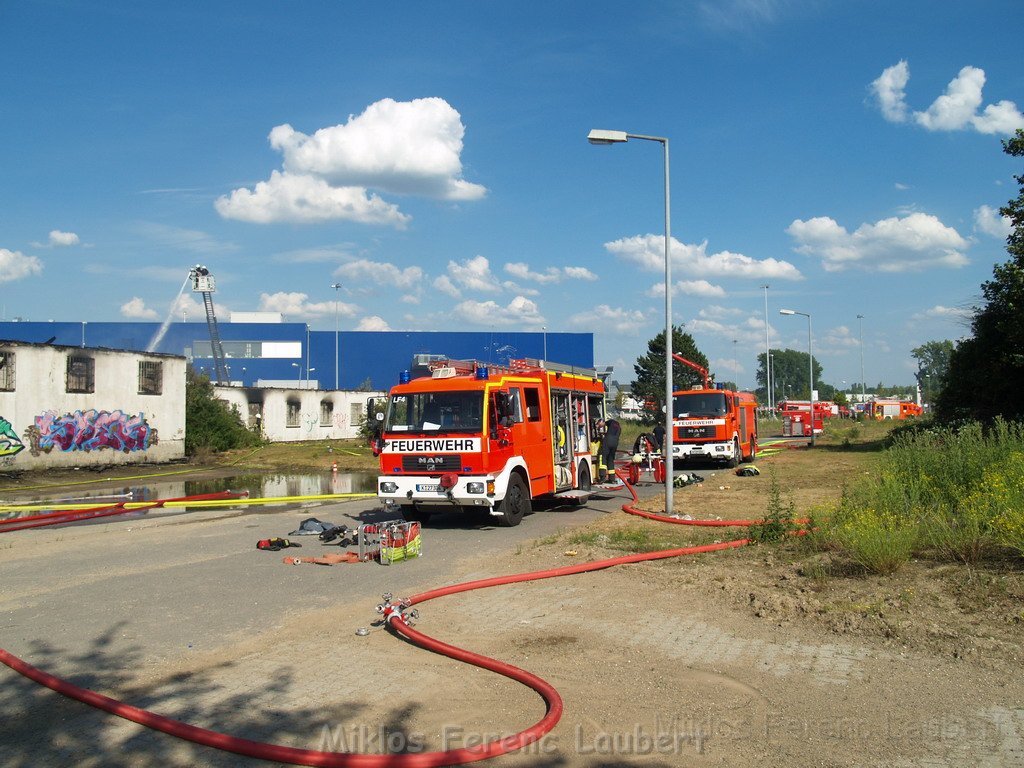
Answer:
[828,503,919,575]
[185,370,263,455]
[970,451,1024,559]
[818,418,1024,570]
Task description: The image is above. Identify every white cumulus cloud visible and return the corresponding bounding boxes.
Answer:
[356,315,391,331]
[49,230,79,247]
[453,296,543,327]
[787,212,969,272]
[443,255,500,293]
[871,61,1024,135]
[120,297,158,319]
[568,304,648,336]
[0,248,43,283]
[912,304,973,322]
[504,262,599,284]
[432,274,462,298]
[974,205,1013,239]
[215,97,485,225]
[258,291,357,318]
[647,279,726,298]
[334,259,424,290]
[215,171,410,226]
[605,234,802,281]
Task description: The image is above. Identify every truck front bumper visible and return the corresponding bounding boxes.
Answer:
[672,442,733,461]
[377,475,496,509]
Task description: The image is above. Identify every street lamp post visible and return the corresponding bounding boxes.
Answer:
[760,284,771,407]
[331,283,342,389]
[541,325,547,362]
[292,362,301,387]
[780,309,815,447]
[588,128,674,514]
[307,367,316,389]
[857,314,866,402]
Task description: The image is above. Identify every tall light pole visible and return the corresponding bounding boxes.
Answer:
[291,362,301,387]
[780,309,814,447]
[588,128,674,513]
[541,325,547,362]
[307,367,316,389]
[331,283,342,390]
[760,284,771,407]
[857,314,866,402]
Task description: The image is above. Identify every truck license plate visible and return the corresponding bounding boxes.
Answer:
[416,484,441,492]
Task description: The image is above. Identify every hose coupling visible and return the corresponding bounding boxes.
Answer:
[376,594,417,626]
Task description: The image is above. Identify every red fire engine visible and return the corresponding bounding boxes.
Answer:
[373,359,606,526]
[867,399,923,420]
[670,355,758,467]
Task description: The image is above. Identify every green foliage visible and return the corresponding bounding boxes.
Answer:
[936,129,1024,423]
[829,503,919,575]
[185,369,263,455]
[756,348,823,403]
[819,418,1024,570]
[951,449,1024,561]
[359,396,387,440]
[631,325,708,424]
[911,339,953,404]
[748,467,800,543]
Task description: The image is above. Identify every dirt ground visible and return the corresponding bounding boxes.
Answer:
[1,439,1022,767]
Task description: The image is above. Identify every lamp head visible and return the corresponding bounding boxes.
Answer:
[587,129,628,145]
[779,309,796,316]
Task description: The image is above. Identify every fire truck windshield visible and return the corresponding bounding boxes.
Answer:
[385,391,485,434]
[673,391,727,418]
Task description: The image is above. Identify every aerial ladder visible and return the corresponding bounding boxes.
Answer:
[190,265,229,385]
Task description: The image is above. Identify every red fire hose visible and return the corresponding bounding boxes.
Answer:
[0,472,798,767]
[0,491,247,533]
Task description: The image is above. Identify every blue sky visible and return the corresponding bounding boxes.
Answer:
[2,1,1022,391]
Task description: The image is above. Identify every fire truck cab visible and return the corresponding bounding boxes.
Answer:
[671,386,758,467]
[374,359,606,527]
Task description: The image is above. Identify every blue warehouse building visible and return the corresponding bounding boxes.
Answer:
[0,319,596,391]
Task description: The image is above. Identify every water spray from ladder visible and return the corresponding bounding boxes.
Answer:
[146,275,191,353]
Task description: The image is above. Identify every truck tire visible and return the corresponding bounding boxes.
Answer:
[726,438,741,468]
[577,462,592,492]
[496,474,531,527]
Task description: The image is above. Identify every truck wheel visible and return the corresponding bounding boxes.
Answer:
[726,438,741,468]
[496,474,531,527]
[577,463,592,492]
[401,505,432,525]
[570,463,592,508]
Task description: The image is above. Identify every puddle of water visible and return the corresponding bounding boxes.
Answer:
[1,471,378,526]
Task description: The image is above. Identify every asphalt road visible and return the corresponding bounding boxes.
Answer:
[0,479,657,673]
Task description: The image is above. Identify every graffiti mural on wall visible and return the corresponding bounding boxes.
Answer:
[24,410,158,455]
[0,417,25,458]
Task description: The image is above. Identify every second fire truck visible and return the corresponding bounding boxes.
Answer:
[670,354,758,467]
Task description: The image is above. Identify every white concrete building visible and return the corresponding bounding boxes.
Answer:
[0,340,185,471]
[213,385,385,442]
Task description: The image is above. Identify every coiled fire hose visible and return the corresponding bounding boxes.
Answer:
[0,470,799,766]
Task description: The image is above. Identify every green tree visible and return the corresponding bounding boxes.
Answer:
[911,339,954,405]
[936,129,1024,423]
[185,369,263,455]
[756,348,823,403]
[632,325,709,423]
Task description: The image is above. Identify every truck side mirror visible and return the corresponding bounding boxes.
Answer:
[495,392,514,425]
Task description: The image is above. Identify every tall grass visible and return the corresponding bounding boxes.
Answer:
[819,419,1024,572]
